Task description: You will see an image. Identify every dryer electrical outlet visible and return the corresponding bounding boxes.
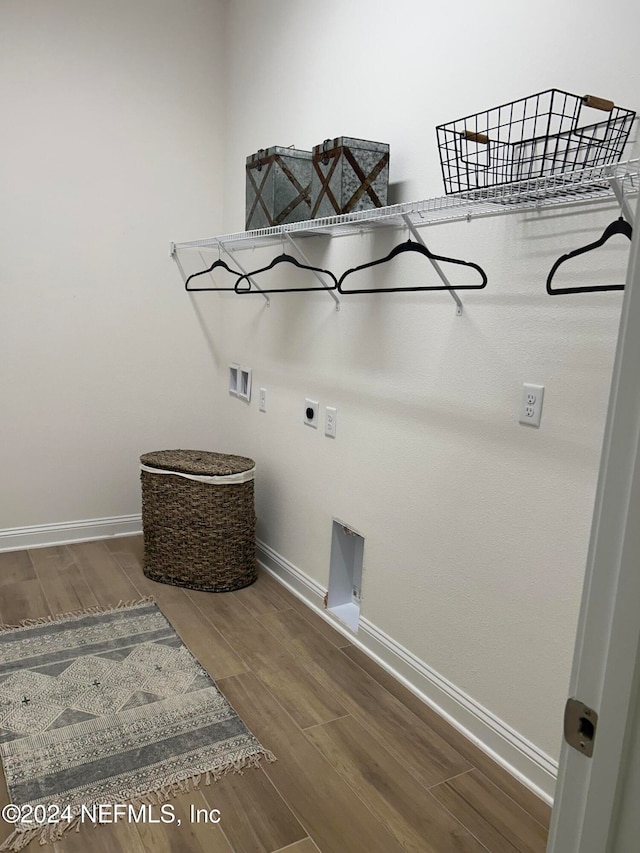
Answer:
[304,398,319,428]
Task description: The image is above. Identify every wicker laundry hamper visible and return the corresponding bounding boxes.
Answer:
[140,449,257,592]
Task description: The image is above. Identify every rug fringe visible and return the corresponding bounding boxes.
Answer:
[0,748,276,851]
[0,597,156,632]
[0,811,85,851]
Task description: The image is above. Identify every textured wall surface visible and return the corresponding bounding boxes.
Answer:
[0,0,228,526]
[202,0,638,761]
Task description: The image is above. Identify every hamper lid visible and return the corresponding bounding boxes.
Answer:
[140,449,255,477]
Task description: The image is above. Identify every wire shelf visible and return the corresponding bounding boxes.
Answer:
[172,159,639,255]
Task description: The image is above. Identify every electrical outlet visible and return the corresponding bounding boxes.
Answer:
[519,383,544,427]
[304,398,319,428]
[325,406,337,438]
[259,387,267,412]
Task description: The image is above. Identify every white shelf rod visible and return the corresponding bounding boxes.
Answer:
[401,213,463,316]
[171,247,189,287]
[284,232,340,310]
[172,240,270,305]
[608,176,636,227]
[219,242,270,306]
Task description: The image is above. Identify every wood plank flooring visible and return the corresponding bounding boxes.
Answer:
[0,538,551,853]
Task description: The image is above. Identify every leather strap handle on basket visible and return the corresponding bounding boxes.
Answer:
[461,129,490,145]
[582,95,615,112]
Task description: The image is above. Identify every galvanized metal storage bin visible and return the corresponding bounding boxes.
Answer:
[245,146,313,230]
[310,137,390,218]
[140,450,257,593]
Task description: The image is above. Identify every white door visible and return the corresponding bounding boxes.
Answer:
[547,190,640,852]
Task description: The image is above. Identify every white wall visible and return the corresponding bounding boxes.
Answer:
[0,0,227,528]
[188,0,639,772]
[2,0,639,797]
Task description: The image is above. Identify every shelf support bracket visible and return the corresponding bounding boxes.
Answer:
[171,244,191,289]
[218,241,270,306]
[170,241,270,305]
[284,231,341,310]
[608,175,635,227]
[401,214,463,316]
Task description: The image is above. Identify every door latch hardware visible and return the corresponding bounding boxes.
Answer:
[564,698,598,757]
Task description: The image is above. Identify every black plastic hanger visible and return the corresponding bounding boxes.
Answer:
[235,253,338,293]
[546,217,632,295]
[184,256,244,292]
[337,238,488,294]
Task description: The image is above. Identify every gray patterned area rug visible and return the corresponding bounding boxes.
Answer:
[0,598,274,850]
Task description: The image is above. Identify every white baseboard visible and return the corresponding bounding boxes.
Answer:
[0,515,143,553]
[257,538,557,805]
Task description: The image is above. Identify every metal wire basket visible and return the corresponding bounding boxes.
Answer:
[436,89,636,195]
